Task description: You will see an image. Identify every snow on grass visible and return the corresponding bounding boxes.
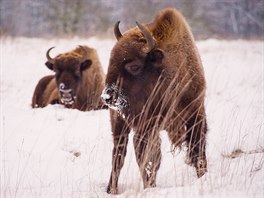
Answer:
[1,37,263,198]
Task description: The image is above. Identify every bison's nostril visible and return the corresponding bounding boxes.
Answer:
[105,97,112,104]
[101,93,112,104]
[59,83,65,90]
[59,83,72,94]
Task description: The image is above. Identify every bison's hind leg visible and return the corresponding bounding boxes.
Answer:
[185,108,208,178]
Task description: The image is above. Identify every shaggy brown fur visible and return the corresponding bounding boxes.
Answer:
[101,8,208,194]
[32,45,106,111]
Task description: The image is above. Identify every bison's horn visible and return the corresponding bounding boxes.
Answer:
[79,45,88,61]
[114,21,123,40]
[136,22,155,52]
[46,47,55,63]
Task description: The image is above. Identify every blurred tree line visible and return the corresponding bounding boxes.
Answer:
[0,0,263,39]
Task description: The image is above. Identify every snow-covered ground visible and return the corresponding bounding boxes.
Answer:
[1,37,263,198]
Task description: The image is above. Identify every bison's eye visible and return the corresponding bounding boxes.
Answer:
[54,69,61,78]
[125,61,143,76]
[74,70,81,79]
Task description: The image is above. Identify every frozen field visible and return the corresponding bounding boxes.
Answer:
[1,37,263,198]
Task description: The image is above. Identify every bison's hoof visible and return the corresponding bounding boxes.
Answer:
[184,156,192,165]
[144,182,156,189]
[196,159,207,178]
[196,168,207,178]
[106,186,118,194]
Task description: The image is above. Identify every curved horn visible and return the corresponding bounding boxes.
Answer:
[136,22,155,52]
[114,21,123,40]
[46,47,55,63]
[79,45,88,61]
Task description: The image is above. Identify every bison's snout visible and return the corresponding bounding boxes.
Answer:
[101,85,129,113]
[101,87,114,105]
[59,83,75,105]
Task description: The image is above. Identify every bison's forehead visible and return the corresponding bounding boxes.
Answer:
[54,54,81,70]
[110,35,147,67]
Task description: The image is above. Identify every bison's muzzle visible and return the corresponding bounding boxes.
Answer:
[101,84,128,114]
[59,83,76,106]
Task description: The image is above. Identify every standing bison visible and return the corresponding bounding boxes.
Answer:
[101,8,208,194]
[32,45,106,111]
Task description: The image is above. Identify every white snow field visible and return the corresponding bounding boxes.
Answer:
[1,37,263,198]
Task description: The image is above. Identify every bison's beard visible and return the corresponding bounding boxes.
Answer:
[59,89,76,106]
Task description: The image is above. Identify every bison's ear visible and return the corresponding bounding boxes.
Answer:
[45,61,54,71]
[148,48,164,65]
[80,59,92,71]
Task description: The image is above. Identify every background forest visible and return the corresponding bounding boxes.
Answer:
[0,0,263,39]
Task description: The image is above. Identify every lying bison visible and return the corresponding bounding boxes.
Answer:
[32,45,106,111]
[101,8,208,194]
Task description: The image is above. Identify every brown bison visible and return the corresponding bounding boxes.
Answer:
[32,45,106,111]
[101,8,208,194]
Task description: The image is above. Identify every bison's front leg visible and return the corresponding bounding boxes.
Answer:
[107,111,130,194]
[185,106,208,178]
[133,131,161,189]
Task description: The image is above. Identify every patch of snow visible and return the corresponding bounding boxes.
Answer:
[1,37,263,198]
